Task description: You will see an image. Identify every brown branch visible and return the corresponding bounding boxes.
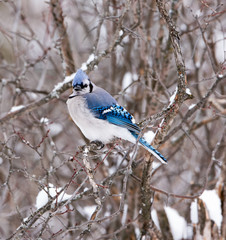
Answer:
[139,0,192,237]
[0,1,133,126]
[163,74,225,143]
[133,129,224,200]
[153,0,193,145]
[172,115,219,145]
[222,134,226,239]
[196,17,218,73]
[0,75,73,125]
[50,0,75,75]
[6,173,88,240]
[79,144,102,237]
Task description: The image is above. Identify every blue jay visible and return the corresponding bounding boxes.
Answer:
[67,69,167,164]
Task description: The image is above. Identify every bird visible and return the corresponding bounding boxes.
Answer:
[67,69,167,164]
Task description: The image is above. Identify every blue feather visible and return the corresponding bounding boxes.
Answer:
[91,104,140,134]
[130,132,167,164]
[72,69,89,87]
[84,88,117,109]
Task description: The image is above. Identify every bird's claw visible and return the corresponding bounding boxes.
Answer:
[90,140,105,150]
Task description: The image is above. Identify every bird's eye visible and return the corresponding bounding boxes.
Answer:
[74,85,81,91]
[83,84,88,88]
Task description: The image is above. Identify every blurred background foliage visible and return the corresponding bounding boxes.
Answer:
[0,0,225,239]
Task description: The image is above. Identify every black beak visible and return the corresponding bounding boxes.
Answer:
[69,84,83,98]
[74,85,82,91]
[69,89,77,99]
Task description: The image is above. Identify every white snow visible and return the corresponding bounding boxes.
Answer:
[119,30,123,36]
[1,78,7,85]
[214,30,226,63]
[104,211,111,217]
[76,204,96,218]
[15,88,21,94]
[134,226,141,239]
[40,117,49,124]
[40,118,63,136]
[121,203,128,225]
[180,24,187,31]
[143,131,155,144]
[165,206,188,240]
[104,204,112,217]
[9,105,24,113]
[190,199,198,224]
[122,72,133,92]
[121,72,138,94]
[81,54,96,71]
[158,118,165,129]
[169,87,178,106]
[0,157,3,164]
[218,74,223,78]
[199,190,222,229]
[108,166,117,175]
[151,209,160,229]
[49,123,63,137]
[52,72,75,93]
[195,9,202,17]
[152,161,161,170]
[186,87,192,96]
[100,25,107,41]
[195,61,200,68]
[187,225,194,239]
[122,35,129,43]
[63,72,76,84]
[188,103,196,110]
[83,205,97,217]
[29,92,38,100]
[35,183,72,209]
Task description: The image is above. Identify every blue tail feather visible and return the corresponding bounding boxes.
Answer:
[131,132,167,164]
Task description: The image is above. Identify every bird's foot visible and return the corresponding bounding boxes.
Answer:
[90,140,105,150]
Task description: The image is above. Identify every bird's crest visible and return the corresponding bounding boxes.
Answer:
[72,69,89,88]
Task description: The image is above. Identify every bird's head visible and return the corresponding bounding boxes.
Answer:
[69,69,93,98]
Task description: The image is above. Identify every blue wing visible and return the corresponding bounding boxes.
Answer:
[83,87,140,133]
[91,104,168,164]
[91,104,140,134]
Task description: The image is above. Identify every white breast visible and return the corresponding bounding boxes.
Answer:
[66,96,135,143]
